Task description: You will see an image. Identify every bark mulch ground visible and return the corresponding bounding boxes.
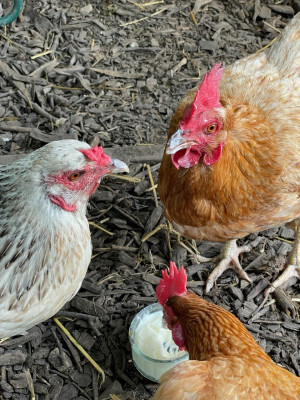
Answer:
[0,1,299,399]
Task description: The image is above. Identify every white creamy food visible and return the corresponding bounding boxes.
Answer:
[135,309,185,360]
[129,303,189,382]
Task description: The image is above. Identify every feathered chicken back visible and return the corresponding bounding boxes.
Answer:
[153,263,300,399]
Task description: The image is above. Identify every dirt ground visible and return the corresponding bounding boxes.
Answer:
[0,0,299,399]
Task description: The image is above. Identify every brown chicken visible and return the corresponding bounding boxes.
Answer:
[0,139,128,338]
[158,12,300,295]
[153,262,300,399]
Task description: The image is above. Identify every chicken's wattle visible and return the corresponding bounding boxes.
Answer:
[172,146,202,169]
[203,142,224,166]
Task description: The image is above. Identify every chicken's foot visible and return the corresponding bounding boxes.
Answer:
[264,219,300,299]
[205,239,251,293]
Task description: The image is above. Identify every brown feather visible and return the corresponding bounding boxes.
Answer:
[159,12,300,241]
[153,292,300,399]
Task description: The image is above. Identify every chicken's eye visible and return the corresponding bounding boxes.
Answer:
[69,171,82,181]
[206,124,217,134]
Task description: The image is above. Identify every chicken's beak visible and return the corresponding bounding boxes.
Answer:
[110,158,129,174]
[166,129,198,154]
[98,159,129,184]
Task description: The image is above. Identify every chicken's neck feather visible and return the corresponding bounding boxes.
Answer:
[167,292,271,363]
[0,162,91,315]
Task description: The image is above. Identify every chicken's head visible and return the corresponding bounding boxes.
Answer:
[156,262,187,351]
[166,63,225,169]
[30,140,128,213]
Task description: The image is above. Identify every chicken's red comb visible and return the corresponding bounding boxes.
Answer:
[80,146,112,166]
[180,63,224,130]
[156,262,187,306]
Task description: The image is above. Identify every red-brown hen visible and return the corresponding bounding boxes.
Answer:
[153,263,300,399]
[158,12,300,296]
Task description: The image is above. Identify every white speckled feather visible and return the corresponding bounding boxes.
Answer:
[0,139,127,337]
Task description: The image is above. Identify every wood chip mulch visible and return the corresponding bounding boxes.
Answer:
[0,0,299,399]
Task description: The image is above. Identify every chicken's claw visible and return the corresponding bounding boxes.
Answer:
[206,239,252,293]
[257,220,300,315]
[264,219,300,306]
[256,264,299,315]
[272,289,298,319]
[264,263,300,298]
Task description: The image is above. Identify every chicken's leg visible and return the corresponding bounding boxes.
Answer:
[264,219,300,298]
[205,239,251,293]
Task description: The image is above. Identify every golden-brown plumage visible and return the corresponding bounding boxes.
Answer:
[158,13,300,293]
[153,291,300,400]
[160,103,290,240]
